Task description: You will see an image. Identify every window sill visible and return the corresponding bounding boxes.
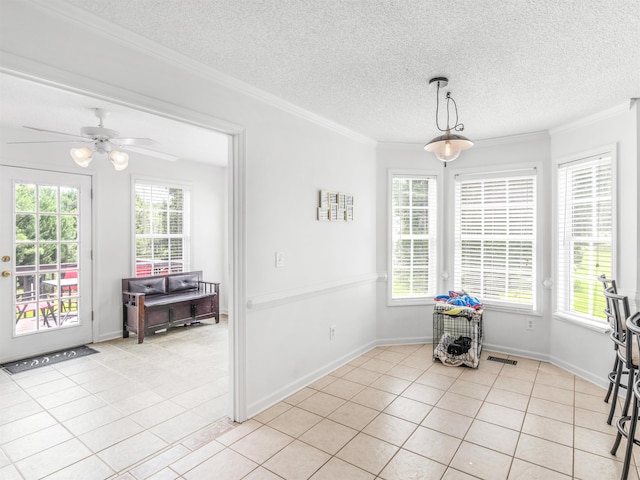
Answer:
[388,297,436,307]
[481,302,542,317]
[553,312,611,334]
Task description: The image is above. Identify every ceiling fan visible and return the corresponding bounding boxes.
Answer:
[8,108,178,170]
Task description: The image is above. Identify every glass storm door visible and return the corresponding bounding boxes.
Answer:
[0,166,92,363]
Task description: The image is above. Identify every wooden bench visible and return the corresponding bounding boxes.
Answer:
[122,271,219,343]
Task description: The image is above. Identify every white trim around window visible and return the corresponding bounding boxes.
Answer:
[387,169,441,306]
[553,144,617,327]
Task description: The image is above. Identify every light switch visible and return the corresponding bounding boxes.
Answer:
[275,251,285,268]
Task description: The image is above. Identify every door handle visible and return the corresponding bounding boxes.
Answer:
[2,270,10,277]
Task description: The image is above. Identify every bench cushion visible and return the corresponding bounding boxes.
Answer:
[144,291,213,307]
[128,277,166,295]
[168,273,199,293]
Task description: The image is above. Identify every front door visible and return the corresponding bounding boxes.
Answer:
[0,166,92,363]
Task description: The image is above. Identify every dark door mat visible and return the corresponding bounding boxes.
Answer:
[1,346,99,374]
[487,355,518,365]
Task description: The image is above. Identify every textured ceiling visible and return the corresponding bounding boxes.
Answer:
[10,0,640,147]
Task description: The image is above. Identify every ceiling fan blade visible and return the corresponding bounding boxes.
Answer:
[23,126,88,141]
[119,145,179,161]
[7,140,92,144]
[112,137,158,146]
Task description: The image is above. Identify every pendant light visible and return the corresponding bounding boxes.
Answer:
[424,77,473,164]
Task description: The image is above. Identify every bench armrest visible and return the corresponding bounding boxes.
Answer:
[197,281,220,295]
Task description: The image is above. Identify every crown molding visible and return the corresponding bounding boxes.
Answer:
[28,0,377,147]
[549,100,634,136]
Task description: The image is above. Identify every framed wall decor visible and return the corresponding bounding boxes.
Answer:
[318,190,353,222]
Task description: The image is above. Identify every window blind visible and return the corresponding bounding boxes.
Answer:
[454,172,536,308]
[134,182,190,276]
[556,155,613,322]
[391,175,437,299]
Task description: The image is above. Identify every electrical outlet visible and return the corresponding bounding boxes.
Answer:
[526,318,535,331]
[275,251,285,268]
[329,325,336,340]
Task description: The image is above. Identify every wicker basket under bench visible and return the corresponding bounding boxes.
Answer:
[122,271,219,343]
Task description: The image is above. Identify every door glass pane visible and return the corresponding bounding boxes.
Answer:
[14,182,81,335]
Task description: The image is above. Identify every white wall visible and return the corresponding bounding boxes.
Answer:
[0,1,378,417]
[376,135,552,360]
[0,127,228,342]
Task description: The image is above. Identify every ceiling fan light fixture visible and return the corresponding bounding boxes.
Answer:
[424,76,473,164]
[109,150,129,170]
[70,146,93,167]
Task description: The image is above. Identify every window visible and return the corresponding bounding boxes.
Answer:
[454,171,537,309]
[390,174,438,302]
[134,180,191,276]
[556,153,613,322]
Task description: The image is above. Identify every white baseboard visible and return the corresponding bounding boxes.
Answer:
[247,340,377,418]
[376,336,432,347]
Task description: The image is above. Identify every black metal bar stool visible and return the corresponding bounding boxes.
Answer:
[603,288,633,425]
[599,274,619,406]
[611,312,640,480]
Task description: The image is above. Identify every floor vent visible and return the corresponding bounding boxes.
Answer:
[487,356,517,366]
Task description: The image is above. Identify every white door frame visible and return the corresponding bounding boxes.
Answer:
[1,68,248,422]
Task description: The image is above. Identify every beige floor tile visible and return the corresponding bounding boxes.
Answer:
[263,440,330,480]
[575,391,613,414]
[336,433,398,475]
[284,387,316,405]
[515,433,573,476]
[575,377,607,396]
[436,392,482,417]
[308,375,336,391]
[267,406,322,438]
[297,391,345,417]
[465,419,519,455]
[321,377,366,400]
[398,356,433,372]
[229,425,293,464]
[414,371,457,390]
[522,413,573,447]
[309,457,375,479]
[485,387,530,411]
[499,365,538,382]
[375,350,408,364]
[379,448,447,480]
[531,383,575,406]
[448,378,491,400]
[536,372,575,390]
[183,448,258,480]
[574,425,618,457]
[506,356,541,371]
[242,466,285,479]
[348,356,370,367]
[216,419,262,446]
[385,344,422,355]
[421,407,472,439]
[538,362,573,377]
[442,467,481,479]
[401,382,446,406]
[369,374,411,395]
[383,396,433,424]
[428,363,465,378]
[350,386,397,411]
[331,364,355,378]
[458,368,498,387]
[327,401,379,430]
[404,426,461,465]
[508,458,571,479]
[342,367,384,385]
[526,396,573,423]
[493,376,534,396]
[253,402,292,424]
[362,412,418,446]
[574,448,639,480]
[299,418,358,454]
[450,441,512,480]
[360,358,397,374]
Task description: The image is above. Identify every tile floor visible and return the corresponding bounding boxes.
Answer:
[1,321,638,480]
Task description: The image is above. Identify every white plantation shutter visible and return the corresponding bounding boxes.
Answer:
[134,181,191,276]
[556,155,613,322]
[454,171,536,308]
[391,175,438,300]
